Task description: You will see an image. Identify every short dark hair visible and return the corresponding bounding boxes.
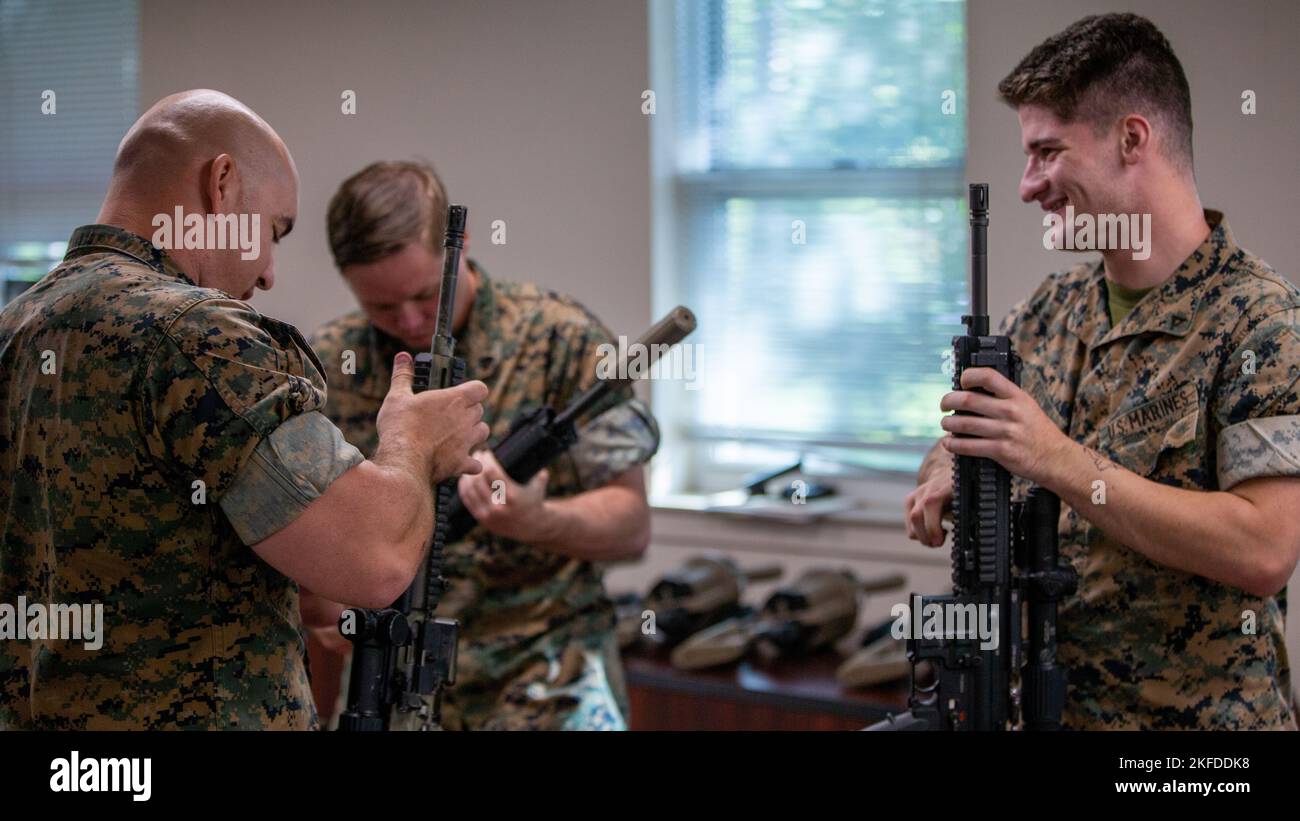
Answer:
[997,13,1193,170]
[327,160,449,269]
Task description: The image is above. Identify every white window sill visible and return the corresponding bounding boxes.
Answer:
[650,471,916,528]
[645,476,952,570]
[650,491,908,529]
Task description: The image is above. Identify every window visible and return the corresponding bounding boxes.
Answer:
[0,0,139,304]
[650,0,967,493]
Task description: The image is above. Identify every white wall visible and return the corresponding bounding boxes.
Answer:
[137,0,1299,350]
[970,0,1300,321]
[140,0,652,341]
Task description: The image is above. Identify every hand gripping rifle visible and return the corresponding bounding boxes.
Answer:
[337,205,469,732]
[440,306,697,544]
[866,184,1077,731]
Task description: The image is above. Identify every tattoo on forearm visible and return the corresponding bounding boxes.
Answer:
[1084,445,1117,472]
[918,452,936,482]
[919,442,953,482]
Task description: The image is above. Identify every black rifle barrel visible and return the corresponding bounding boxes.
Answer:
[967,183,989,336]
[432,205,467,360]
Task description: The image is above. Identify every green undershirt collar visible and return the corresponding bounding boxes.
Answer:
[1107,278,1154,327]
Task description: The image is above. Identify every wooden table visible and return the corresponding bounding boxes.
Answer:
[622,644,910,731]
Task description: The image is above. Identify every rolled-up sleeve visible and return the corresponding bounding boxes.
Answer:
[570,398,660,490]
[220,411,365,545]
[1217,415,1300,490]
[1214,306,1300,489]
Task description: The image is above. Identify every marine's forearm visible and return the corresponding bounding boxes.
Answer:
[530,470,650,561]
[1041,439,1286,596]
[251,458,432,608]
[357,454,436,579]
[918,439,953,485]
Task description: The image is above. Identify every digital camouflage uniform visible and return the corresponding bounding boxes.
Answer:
[1000,211,1299,729]
[0,226,363,729]
[311,262,659,730]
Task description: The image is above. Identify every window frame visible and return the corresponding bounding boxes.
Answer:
[651,0,967,497]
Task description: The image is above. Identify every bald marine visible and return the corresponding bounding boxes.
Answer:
[0,89,490,729]
[97,88,299,301]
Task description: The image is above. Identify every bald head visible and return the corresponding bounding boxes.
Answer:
[112,89,294,194]
[100,90,298,301]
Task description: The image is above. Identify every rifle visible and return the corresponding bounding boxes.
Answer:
[866,184,1077,731]
[634,554,783,647]
[440,306,697,544]
[835,617,910,689]
[669,569,905,671]
[337,204,468,732]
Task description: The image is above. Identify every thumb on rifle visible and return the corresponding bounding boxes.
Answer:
[388,352,415,397]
